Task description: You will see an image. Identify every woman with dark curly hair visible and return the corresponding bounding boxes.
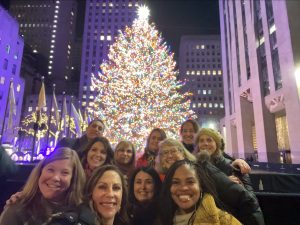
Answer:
[159,159,241,225]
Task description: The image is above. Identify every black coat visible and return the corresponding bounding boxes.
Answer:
[128,201,159,225]
[213,155,255,194]
[46,204,97,225]
[55,135,89,158]
[205,162,265,225]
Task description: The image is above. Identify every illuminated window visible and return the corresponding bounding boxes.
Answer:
[203,103,207,108]
[209,103,212,108]
[201,45,205,49]
[100,35,105,40]
[202,71,206,75]
[49,61,53,64]
[28,107,32,112]
[220,103,224,108]
[196,45,200,49]
[107,35,111,41]
[6,45,10,54]
[0,76,5,84]
[191,71,195,75]
[48,71,52,75]
[196,71,200,75]
[65,76,68,80]
[83,95,86,99]
[89,96,94,99]
[186,71,190,75]
[48,66,52,69]
[192,103,196,108]
[207,70,211,75]
[218,70,222,75]
[82,102,86,106]
[83,86,87,91]
[198,103,201,107]
[214,103,218,108]
[203,90,207,95]
[212,70,216,75]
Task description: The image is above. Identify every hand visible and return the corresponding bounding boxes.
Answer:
[228,175,243,185]
[5,191,23,206]
[231,159,251,174]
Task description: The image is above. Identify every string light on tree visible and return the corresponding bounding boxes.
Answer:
[91,5,195,150]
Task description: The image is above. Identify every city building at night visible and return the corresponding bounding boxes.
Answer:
[79,0,140,110]
[9,0,78,94]
[179,35,224,130]
[219,0,300,163]
[0,6,25,144]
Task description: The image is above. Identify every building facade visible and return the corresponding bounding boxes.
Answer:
[9,0,78,94]
[0,6,25,144]
[179,35,224,130]
[79,0,140,110]
[219,0,300,163]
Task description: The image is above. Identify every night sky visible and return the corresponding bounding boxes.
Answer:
[145,0,220,58]
[1,0,220,58]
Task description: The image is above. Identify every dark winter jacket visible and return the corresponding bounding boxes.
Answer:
[213,155,255,194]
[55,135,89,158]
[128,201,159,225]
[204,162,265,225]
[45,204,97,225]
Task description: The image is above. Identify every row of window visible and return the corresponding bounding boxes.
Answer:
[186,70,222,76]
[192,102,224,109]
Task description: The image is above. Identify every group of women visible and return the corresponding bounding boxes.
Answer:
[0,119,265,225]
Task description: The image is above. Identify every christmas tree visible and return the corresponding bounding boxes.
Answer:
[91,6,195,149]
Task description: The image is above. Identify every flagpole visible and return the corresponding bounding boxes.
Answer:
[31,76,45,161]
[67,96,73,138]
[0,79,13,144]
[58,91,65,139]
[45,83,55,149]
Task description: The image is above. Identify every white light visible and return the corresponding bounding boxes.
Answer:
[137,5,150,22]
[295,67,300,99]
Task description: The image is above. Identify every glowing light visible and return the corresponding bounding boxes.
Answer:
[91,5,195,150]
[137,5,150,22]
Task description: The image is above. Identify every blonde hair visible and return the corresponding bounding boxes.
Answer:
[21,147,86,208]
[156,138,196,173]
[194,128,224,158]
[114,140,136,165]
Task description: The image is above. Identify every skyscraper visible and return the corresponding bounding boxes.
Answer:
[179,35,224,129]
[219,0,300,163]
[0,6,24,143]
[79,0,140,110]
[9,0,78,94]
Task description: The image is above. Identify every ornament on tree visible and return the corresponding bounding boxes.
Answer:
[91,5,195,150]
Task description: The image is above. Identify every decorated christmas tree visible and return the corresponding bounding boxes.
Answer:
[91,6,195,149]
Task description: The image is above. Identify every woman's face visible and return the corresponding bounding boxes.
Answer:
[38,159,73,202]
[197,134,217,156]
[170,164,201,214]
[92,170,122,222]
[160,146,185,170]
[134,171,154,202]
[148,131,163,153]
[87,141,107,170]
[115,145,133,165]
[181,122,196,145]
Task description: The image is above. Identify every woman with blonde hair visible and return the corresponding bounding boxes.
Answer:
[0,147,86,224]
[114,140,136,179]
[156,138,195,180]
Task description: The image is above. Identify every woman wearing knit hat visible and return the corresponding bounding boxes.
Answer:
[194,128,254,192]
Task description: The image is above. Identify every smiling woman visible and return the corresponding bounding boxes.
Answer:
[81,137,114,178]
[159,159,242,225]
[0,147,86,225]
[84,165,129,225]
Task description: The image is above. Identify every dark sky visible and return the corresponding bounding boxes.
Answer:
[145,0,220,57]
[1,0,220,58]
